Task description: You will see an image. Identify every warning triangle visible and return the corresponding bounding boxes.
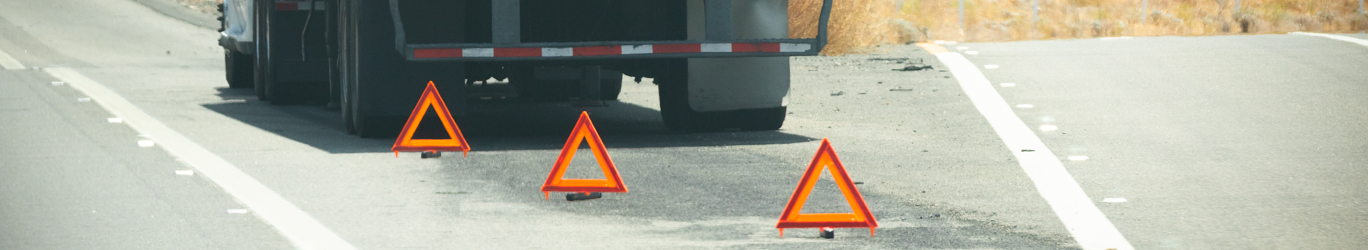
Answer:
[776,138,877,237]
[541,111,627,199]
[392,81,470,157]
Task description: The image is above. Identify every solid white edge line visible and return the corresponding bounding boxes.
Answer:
[934,52,1134,250]
[0,47,24,70]
[43,68,357,250]
[1291,32,1368,48]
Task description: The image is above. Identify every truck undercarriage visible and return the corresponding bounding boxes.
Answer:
[222,0,830,137]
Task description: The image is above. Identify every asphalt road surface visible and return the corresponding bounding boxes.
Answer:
[1,0,1365,249]
[959,34,1368,249]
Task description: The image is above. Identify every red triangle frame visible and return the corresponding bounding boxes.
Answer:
[541,112,627,199]
[776,138,877,237]
[392,81,470,157]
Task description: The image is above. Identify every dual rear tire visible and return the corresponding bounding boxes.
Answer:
[337,0,465,138]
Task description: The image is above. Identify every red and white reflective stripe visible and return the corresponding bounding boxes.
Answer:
[413,43,812,59]
[275,0,325,11]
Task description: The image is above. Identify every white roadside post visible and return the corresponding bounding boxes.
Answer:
[959,0,966,36]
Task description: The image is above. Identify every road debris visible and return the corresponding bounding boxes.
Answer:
[893,58,934,71]
[830,91,844,96]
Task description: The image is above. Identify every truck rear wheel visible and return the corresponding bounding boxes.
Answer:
[658,73,720,132]
[344,0,465,138]
[252,0,269,100]
[225,50,254,88]
[657,60,785,132]
[600,72,623,100]
[734,107,786,130]
[255,0,330,105]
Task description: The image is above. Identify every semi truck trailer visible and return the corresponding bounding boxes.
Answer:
[219,0,831,137]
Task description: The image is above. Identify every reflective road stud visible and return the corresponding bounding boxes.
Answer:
[777,138,878,238]
[541,111,627,200]
[392,81,470,158]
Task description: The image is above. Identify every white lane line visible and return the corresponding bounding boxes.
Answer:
[932,52,1134,250]
[43,68,357,250]
[1292,32,1368,48]
[0,47,24,70]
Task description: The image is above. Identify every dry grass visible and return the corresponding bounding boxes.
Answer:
[790,0,900,55]
[793,0,1368,54]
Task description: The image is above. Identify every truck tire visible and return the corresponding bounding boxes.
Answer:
[657,60,785,132]
[252,0,270,100]
[734,107,786,130]
[345,0,465,138]
[657,71,720,132]
[225,50,254,88]
[335,0,356,134]
[256,0,330,105]
[601,71,623,100]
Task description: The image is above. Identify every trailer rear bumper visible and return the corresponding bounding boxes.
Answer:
[407,40,814,61]
[391,0,832,62]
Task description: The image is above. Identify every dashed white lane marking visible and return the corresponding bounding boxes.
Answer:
[0,47,23,70]
[1000,82,1016,87]
[107,118,123,123]
[931,51,1134,250]
[175,170,195,176]
[44,68,357,250]
[1292,32,1368,48]
[1039,125,1059,132]
[1015,104,1035,108]
[1103,198,1128,203]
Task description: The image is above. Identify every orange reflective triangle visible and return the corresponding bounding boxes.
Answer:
[541,111,627,199]
[776,138,877,237]
[392,81,470,157]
